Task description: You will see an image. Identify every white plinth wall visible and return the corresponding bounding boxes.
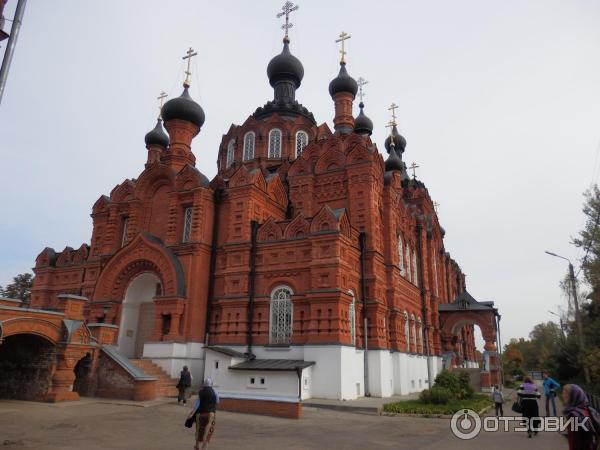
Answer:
[142,342,205,388]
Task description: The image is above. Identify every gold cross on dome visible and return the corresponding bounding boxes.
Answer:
[182,47,198,88]
[433,201,440,213]
[156,91,168,119]
[388,103,399,124]
[385,120,396,147]
[335,31,351,64]
[357,77,368,103]
[277,1,299,40]
[409,162,420,179]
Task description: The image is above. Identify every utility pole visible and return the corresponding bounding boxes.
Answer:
[0,0,27,105]
[545,251,591,384]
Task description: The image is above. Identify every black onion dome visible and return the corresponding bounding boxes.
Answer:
[329,63,358,98]
[161,86,205,128]
[385,147,403,172]
[354,102,373,136]
[144,119,169,148]
[384,124,406,153]
[267,39,304,88]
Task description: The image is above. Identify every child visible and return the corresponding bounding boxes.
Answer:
[492,384,504,416]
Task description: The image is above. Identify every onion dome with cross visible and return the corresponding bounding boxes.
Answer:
[161,48,205,130]
[353,78,373,136]
[383,103,406,154]
[144,91,170,148]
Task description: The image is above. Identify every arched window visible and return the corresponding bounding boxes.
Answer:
[243,132,255,161]
[295,130,308,157]
[411,314,417,352]
[412,250,419,287]
[398,233,405,276]
[403,311,410,352]
[268,129,282,158]
[348,290,356,346]
[405,243,412,282]
[269,286,293,345]
[417,317,423,354]
[226,139,235,168]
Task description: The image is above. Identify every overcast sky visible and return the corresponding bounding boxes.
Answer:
[1,0,599,346]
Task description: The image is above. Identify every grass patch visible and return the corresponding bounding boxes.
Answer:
[383,394,492,416]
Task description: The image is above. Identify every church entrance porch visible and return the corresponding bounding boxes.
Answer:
[438,291,501,391]
[0,334,56,400]
[117,272,161,359]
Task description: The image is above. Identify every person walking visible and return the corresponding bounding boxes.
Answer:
[187,377,219,450]
[177,366,193,405]
[517,377,542,438]
[492,385,504,416]
[542,372,560,416]
[562,384,597,450]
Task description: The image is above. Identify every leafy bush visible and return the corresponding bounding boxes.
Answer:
[419,386,452,404]
[383,394,492,416]
[433,370,460,394]
[456,372,475,399]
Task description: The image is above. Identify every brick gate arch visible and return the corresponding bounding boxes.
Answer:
[93,232,186,302]
[438,291,501,390]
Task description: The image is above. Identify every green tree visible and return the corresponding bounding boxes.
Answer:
[0,273,33,306]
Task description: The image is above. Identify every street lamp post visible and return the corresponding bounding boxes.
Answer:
[548,310,566,340]
[545,251,591,384]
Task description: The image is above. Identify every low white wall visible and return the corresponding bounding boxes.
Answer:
[143,342,205,386]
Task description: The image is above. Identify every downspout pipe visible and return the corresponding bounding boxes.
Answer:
[246,220,258,359]
[416,221,433,389]
[204,189,222,347]
[0,0,27,105]
[359,232,370,397]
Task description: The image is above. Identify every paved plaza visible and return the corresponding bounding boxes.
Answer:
[0,397,567,450]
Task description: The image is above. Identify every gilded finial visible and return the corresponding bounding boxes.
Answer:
[385,120,396,147]
[182,47,198,88]
[277,1,299,42]
[388,103,398,126]
[357,77,368,103]
[409,162,420,179]
[156,91,168,119]
[335,31,351,64]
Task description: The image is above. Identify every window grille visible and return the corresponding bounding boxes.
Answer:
[295,131,308,157]
[268,129,282,158]
[121,217,129,247]
[269,287,293,344]
[349,291,356,346]
[243,132,255,161]
[398,234,405,276]
[226,139,235,168]
[182,207,193,243]
[417,318,423,353]
[411,315,417,352]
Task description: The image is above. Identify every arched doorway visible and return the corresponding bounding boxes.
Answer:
[0,334,56,400]
[117,273,162,358]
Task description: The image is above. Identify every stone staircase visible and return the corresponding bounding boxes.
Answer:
[130,359,179,398]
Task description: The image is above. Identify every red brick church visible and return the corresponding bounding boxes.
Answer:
[0,4,501,414]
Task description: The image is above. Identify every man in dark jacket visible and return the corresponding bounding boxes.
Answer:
[176,366,192,405]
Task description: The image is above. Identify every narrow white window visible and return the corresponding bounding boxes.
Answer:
[268,129,282,158]
[413,250,419,287]
[226,139,235,168]
[398,233,405,276]
[182,207,193,243]
[348,290,356,346]
[433,254,439,297]
[243,132,255,161]
[270,286,293,345]
[404,311,410,352]
[121,217,129,247]
[295,130,308,157]
[405,243,412,282]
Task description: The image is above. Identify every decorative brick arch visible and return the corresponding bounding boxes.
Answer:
[93,232,186,301]
[0,317,63,344]
[439,310,497,351]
